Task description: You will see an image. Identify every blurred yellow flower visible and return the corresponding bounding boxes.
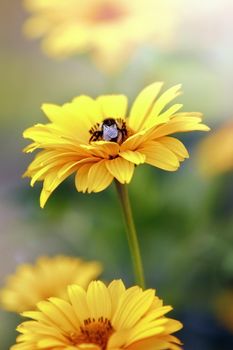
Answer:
[215,288,233,333]
[23,82,209,208]
[23,0,180,71]
[197,121,233,176]
[0,256,102,313]
[12,279,182,350]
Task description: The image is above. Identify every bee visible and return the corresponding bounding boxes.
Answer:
[89,118,127,144]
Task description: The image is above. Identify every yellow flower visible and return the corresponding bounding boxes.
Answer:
[23,0,180,71]
[11,279,182,350]
[23,82,209,208]
[215,288,233,333]
[197,121,233,176]
[0,256,102,313]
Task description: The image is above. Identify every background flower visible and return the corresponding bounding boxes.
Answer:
[23,0,181,71]
[0,256,102,312]
[12,280,182,350]
[23,82,209,208]
[196,121,233,176]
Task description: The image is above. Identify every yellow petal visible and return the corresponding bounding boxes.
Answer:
[40,163,78,208]
[151,114,210,139]
[48,297,80,329]
[129,82,164,131]
[87,160,113,193]
[108,280,126,318]
[119,150,146,165]
[72,95,103,127]
[41,103,65,122]
[107,329,129,349]
[121,129,149,152]
[126,334,180,350]
[144,103,183,129]
[139,142,180,171]
[86,281,111,320]
[82,142,119,159]
[75,163,94,193]
[158,136,189,160]
[146,84,182,120]
[36,300,74,333]
[38,338,67,348]
[68,284,90,324]
[112,288,155,329]
[105,157,135,184]
[96,95,128,120]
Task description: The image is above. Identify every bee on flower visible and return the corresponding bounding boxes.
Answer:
[23,82,209,208]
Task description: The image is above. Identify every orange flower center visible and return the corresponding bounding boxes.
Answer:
[70,317,114,349]
[91,3,127,23]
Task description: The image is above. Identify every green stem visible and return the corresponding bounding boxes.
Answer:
[115,180,145,289]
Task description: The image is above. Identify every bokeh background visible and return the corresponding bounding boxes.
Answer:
[0,0,233,349]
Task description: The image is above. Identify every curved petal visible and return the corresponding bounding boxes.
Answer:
[139,142,180,171]
[41,103,65,123]
[105,157,135,184]
[158,136,189,161]
[112,287,154,329]
[150,114,210,139]
[81,142,119,159]
[42,96,103,144]
[75,163,95,193]
[68,285,90,324]
[87,160,114,193]
[144,103,183,130]
[86,281,111,320]
[96,95,128,120]
[146,84,182,120]
[40,163,79,208]
[126,334,182,350]
[120,150,145,165]
[48,297,80,330]
[108,280,126,318]
[36,300,74,333]
[128,82,164,132]
[120,129,149,152]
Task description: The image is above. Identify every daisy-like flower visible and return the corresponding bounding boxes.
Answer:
[23,0,180,71]
[197,121,233,176]
[0,256,102,313]
[11,279,182,350]
[23,82,209,208]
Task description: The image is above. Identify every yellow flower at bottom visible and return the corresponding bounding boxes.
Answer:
[23,82,209,208]
[0,256,102,313]
[11,280,183,350]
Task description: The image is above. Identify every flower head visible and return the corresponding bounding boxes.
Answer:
[0,256,102,313]
[23,82,209,208]
[11,279,182,350]
[197,121,233,176]
[23,0,180,71]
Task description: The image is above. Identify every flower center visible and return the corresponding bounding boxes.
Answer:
[91,3,127,23]
[89,118,128,144]
[70,317,114,350]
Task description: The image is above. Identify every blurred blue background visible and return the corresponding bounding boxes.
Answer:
[0,0,233,349]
